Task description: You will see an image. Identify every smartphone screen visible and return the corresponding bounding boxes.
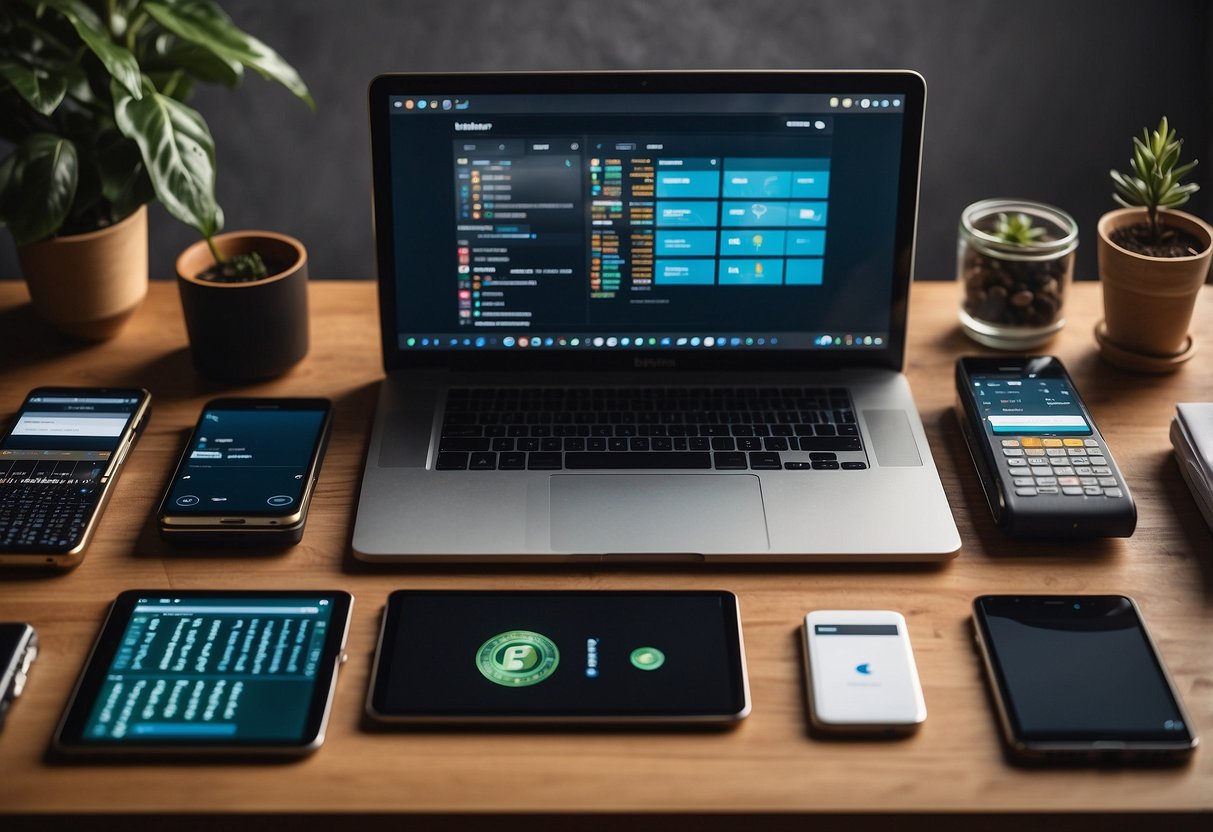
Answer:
[0,389,147,553]
[162,399,330,520]
[369,591,749,722]
[54,590,352,754]
[973,596,1194,746]
[968,372,1092,436]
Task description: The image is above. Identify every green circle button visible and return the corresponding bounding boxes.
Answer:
[476,630,560,687]
[629,646,666,671]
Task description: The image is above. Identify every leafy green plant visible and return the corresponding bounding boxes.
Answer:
[991,212,1046,246]
[0,0,311,276]
[1110,116,1200,244]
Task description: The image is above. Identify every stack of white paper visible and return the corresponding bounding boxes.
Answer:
[1171,403,1213,531]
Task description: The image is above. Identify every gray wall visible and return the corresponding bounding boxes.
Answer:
[1,0,1210,282]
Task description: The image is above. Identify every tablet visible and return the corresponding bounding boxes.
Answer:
[53,590,352,757]
[366,590,750,724]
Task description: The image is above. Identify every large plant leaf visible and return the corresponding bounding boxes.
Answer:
[0,133,79,245]
[112,77,221,238]
[95,137,155,222]
[150,36,243,87]
[0,60,68,114]
[143,0,313,108]
[31,0,142,100]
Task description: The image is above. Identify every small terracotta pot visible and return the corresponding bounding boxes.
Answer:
[17,205,148,340]
[176,231,309,381]
[1097,208,1212,357]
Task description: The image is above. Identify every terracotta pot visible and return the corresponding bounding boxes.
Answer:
[176,231,309,381]
[1097,207,1212,357]
[16,205,148,340]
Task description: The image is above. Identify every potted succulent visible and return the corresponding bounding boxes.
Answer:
[958,199,1078,349]
[0,0,312,344]
[1097,117,1211,371]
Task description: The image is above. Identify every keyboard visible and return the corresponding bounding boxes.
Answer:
[0,483,98,548]
[436,387,869,471]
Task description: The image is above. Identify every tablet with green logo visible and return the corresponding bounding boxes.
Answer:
[366,590,749,724]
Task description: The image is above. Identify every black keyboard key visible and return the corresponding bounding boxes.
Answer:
[797,437,863,452]
[587,437,607,451]
[736,437,761,451]
[527,452,563,470]
[439,438,490,452]
[608,438,628,451]
[812,460,841,470]
[540,438,562,451]
[771,424,793,437]
[701,424,729,436]
[518,438,540,452]
[499,452,526,470]
[838,424,859,436]
[436,452,469,470]
[689,437,710,451]
[564,438,586,451]
[764,437,789,451]
[713,452,747,470]
[651,437,672,451]
[784,461,812,470]
[809,452,837,461]
[565,452,711,469]
[749,452,782,470]
[711,437,736,451]
[491,438,514,451]
[508,425,529,437]
[442,425,482,438]
[842,461,868,470]
[629,438,650,451]
[814,424,837,436]
[469,452,497,470]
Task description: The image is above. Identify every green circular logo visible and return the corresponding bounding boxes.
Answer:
[629,646,666,671]
[476,630,560,687]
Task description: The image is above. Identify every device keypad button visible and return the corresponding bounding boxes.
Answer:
[1084,438,1100,447]
[1034,476,1057,486]
[1002,448,1025,457]
[1020,437,1043,448]
[1063,438,1085,447]
[1083,486,1103,496]
[1043,439,1064,448]
[1089,456,1107,466]
[436,452,469,470]
[1091,466,1112,475]
[1104,488,1124,497]
[1007,458,1027,467]
[1057,476,1080,486]
[1013,477,1035,486]
[1096,477,1117,487]
[1001,439,1021,447]
[1052,466,1075,476]
[1036,486,1059,494]
[1046,448,1067,457]
[1015,487,1037,496]
[1027,457,1049,466]
[1062,486,1083,495]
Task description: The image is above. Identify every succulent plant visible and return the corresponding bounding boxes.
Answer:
[1110,116,1200,244]
[991,212,1047,246]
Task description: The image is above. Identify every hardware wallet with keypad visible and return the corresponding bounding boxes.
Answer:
[955,356,1136,537]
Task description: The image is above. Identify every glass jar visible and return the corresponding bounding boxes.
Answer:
[958,199,1078,349]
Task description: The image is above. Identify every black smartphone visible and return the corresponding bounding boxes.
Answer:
[157,398,332,545]
[972,595,1197,764]
[0,623,38,731]
[955,356,1136,537]
[367,590,750,725]
[53,590,352,757]
[0,387,151,568]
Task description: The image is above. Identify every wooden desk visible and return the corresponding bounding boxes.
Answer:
[0,280,1210,822]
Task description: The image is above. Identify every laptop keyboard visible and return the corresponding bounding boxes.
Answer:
[436,387,867,471]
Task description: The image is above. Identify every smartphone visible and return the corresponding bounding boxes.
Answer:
[367,590,750,724]
[802,610,926,735]
[955,356,1136,537]
[157,398,332,544]
[972,595,1198,764]
[0,623,38,731]
[0,387,151,568]
[53,590,352,757]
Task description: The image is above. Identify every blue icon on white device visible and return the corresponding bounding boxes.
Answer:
[855,663,872,675]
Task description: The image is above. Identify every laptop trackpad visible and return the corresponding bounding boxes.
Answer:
[548,474,770,554]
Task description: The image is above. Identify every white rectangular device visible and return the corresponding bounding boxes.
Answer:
[802,609,926,734]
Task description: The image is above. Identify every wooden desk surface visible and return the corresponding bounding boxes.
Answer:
[0,280,1210,818]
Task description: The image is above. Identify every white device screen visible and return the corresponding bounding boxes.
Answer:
[806,612,924,726]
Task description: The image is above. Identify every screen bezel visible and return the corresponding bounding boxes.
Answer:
[972,595,1197,751]
[156,397,332,527]
[53,589,353,756]
[368,70,925,375]
[0,386,150,557]
[367,589,749,723]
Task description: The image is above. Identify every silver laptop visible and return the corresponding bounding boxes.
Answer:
[353,71,959,562]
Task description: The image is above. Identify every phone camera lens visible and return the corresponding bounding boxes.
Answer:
[1073,603,1082,610]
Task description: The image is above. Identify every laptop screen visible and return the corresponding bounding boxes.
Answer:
[371,73,923,367]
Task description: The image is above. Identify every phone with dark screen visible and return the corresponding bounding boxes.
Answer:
[157,398,332,544]
[972,595,1197,764]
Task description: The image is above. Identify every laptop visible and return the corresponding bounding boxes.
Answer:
[353,71,960,562]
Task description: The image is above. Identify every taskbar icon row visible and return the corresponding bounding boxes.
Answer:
[400,332,885,350]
